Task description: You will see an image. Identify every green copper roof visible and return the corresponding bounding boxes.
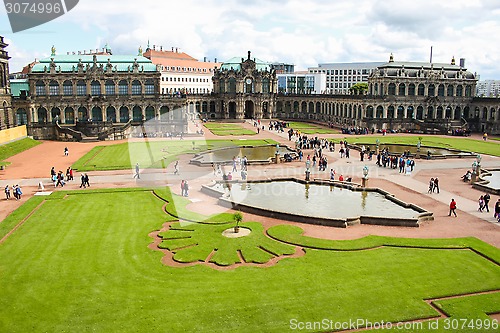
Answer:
[10,79,29,97]
[221,56,271,71]
[31,55,158,73]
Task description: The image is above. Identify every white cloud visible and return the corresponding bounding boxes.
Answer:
[4,0,500,79]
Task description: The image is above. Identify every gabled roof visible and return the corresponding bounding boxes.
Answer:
[144,49,197,61]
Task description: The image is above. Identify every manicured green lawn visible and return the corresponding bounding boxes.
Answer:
[331,135,500,157]
[0,188,498,332]
[0,137,41,166]
[204,123,257,136]
[72,139,277,171]
[285,121,340,134]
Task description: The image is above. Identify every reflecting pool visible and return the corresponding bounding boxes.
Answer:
[191,145,296,165]
[203,180,430,227]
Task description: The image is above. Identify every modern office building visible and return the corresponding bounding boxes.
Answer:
[308,62,384,94]
[143,45,221,95]
[476,80,500,97]
[277,71,326,95]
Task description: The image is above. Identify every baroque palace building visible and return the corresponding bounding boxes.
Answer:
[11,46,189,140]
[0,36,14,130]
[7,44,500,139]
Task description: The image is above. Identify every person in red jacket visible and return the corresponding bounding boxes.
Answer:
[448,198,457,217]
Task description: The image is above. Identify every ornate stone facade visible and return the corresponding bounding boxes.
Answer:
[10,51,500,137]
[0,36,13,130]
[202,51,278,120]
[12,52,189,140]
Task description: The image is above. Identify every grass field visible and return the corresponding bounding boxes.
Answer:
[331,135,500,157]
[71,139,277,171]
[204,123,257,136]
[0,187,498,332]
[285,121,340,135]
[0,137,41,167]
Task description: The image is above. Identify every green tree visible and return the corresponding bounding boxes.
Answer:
[349,83,369,95]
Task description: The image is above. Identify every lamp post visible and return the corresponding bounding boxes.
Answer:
[362,165,369,188]
[305,160,311,182]
[275,144,280,164]
[376,139,380,155]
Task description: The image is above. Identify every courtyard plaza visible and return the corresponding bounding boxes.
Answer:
[1,119,499,247]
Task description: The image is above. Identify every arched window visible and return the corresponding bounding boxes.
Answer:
[407,106,415,119]
[408,84,415,96]
[366,105,374,118]
[388,83,396,95]
[465,85,472,97]
[436,106,443,119]
[118,80,128,95]
[397,105,405,119]
[416,106,424,120]
[91,81,101,96]
[144,79,155,95]
[417,84,425,96]
[132,106,142,121]
[105,80,115,95]
[51,107,61,122]
[64,107,74,124]
[91,107,102,121]
[63,80,73,96]
[106,106,116,122]
[219,79,225,93]
[438,84,445,97]
[398,84,405,96]
[120,106,129,123]
[428,84,435,96]
[16,109,27,125]
[145,106,155,120]
[447,85,454,97]
[37,107,48,123]
[160,106,169,121]
[76,80,86,96]
[36,81,46,95]
[131,80,141,95]
[262,78,270,93]
[78,106,88,120]
[376,106,383,118]
[387,106,395,118]
[228,78,236,94]
[456,85,463,97]
[49,80,59,95]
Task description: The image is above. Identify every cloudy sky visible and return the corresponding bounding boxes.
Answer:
[1,0,500,79]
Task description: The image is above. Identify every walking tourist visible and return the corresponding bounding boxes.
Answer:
[133,163,140,179]
[494,199,500,222]
[4,184,10,200]
[448,198,457,217]
[483,193,491,213]
[174,161,179,175]
[433,177,440,193]
[428,178,434,194]
[478,196,485,212]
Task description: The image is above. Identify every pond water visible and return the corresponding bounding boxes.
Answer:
[482,171,500,190]
[191,145,295,164]
[209,180,421,220]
